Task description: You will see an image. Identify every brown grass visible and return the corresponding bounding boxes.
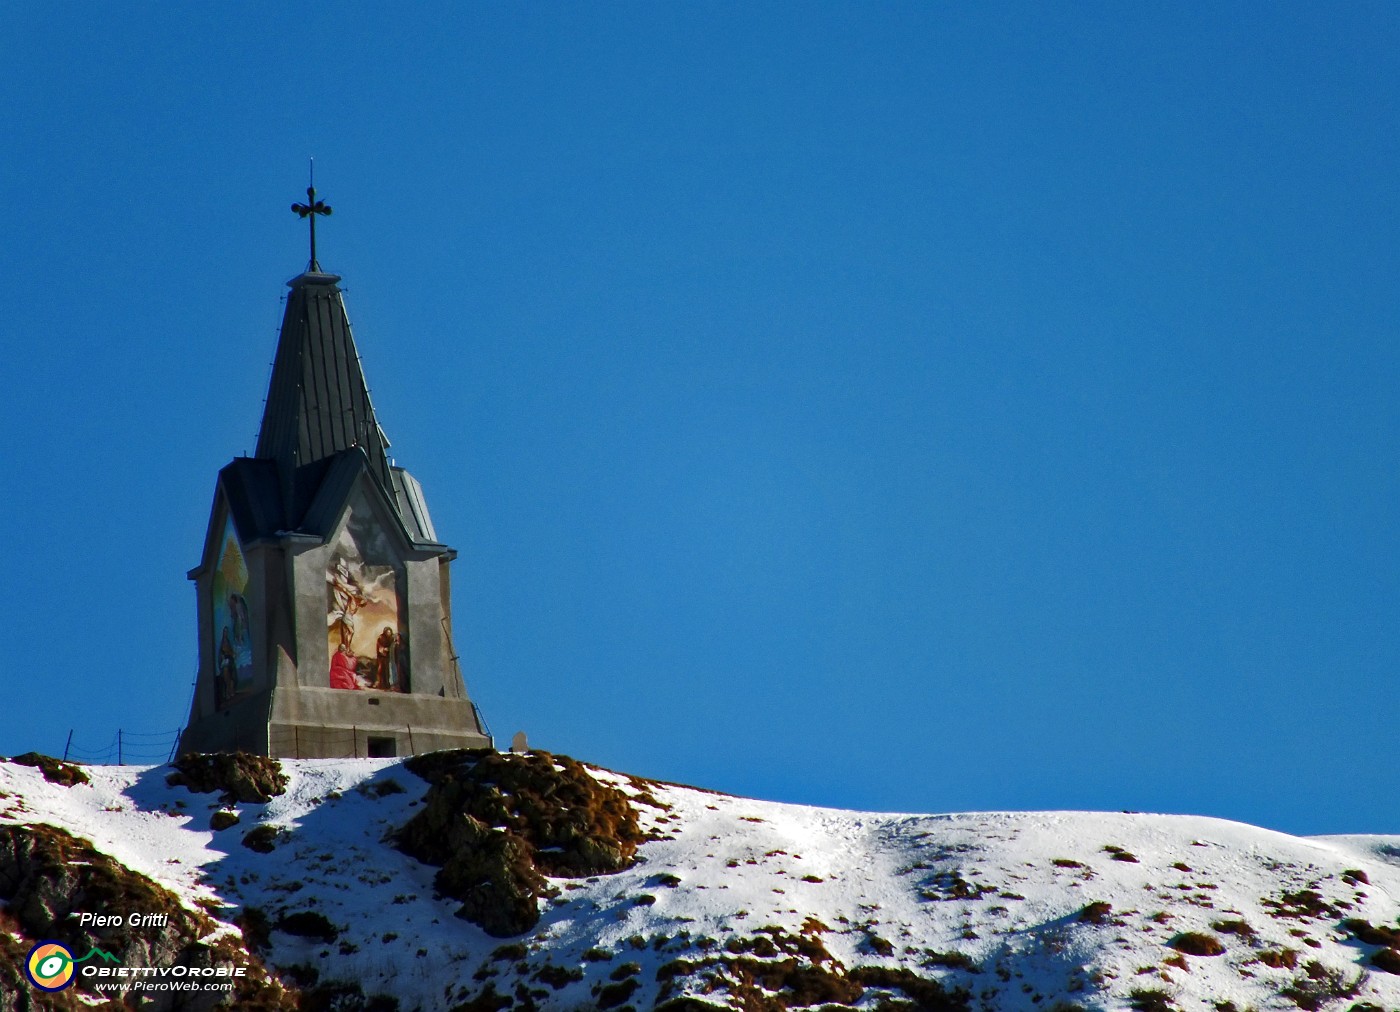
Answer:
[1280,960,1363,1010]
[1080,901,1114,924]
[1343,917,1400,948]
[1262,889,1338,921]
[275,910,339,942]
[1210,919,1255,939]
[241,824,283,853]
[1127,986,1178,1012]
[1371,947,1400,975]
[9,752,90,787]
[1257,948,1300,970]
[1168,932,1225,957]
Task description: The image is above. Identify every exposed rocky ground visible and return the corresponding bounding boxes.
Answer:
[0,751,1395,1011]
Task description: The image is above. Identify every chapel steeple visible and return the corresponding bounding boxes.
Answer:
[179,187,490,759]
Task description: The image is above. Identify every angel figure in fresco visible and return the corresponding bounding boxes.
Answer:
[329,643,361,690]
[328,556,367,649]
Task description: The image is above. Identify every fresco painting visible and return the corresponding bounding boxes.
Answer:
[326,488,410,692]
[211,515,254,708]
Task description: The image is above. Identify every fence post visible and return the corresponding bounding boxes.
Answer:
[63,730,73,762]
[117,730,123,766]
[407,724,415,755]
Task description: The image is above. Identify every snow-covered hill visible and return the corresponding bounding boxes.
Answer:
[0,752,1396,1012]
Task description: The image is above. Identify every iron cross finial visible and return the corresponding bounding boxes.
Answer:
[291,160,332,271]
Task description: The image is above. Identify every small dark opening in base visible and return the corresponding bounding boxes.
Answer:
[367,736,397,758]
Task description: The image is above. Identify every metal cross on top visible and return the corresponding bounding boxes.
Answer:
[291,163,332,271]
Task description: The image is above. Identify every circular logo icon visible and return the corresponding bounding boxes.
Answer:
[25,941,76,991]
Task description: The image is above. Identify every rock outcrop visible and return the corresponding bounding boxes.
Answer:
[8,753,90,788]
[398,749,644,937]
[167,752,289,805]
[0,822,295,1011]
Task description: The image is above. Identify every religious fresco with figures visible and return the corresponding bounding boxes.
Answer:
[211,515,255,709]
[326,487,410,693]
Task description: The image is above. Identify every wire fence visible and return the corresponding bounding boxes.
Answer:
[472,702,493,746]
[62,729,183,765]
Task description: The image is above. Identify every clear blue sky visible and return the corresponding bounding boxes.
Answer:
[2,5,1396,836]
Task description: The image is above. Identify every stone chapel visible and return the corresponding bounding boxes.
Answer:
[179,190,492,758]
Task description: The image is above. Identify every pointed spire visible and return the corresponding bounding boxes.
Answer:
[291,159,332,273]
[254,268,395,525]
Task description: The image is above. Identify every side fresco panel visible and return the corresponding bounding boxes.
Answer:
[210,516,255,709]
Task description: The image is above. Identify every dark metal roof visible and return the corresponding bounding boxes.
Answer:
[255,271,394,512]
[215,446,448,555]
[390,467,439,543]
[219,457,284,543]
[238,269,450,552]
